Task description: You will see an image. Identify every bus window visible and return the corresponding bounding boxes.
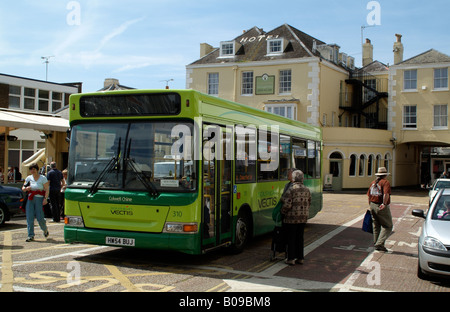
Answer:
[279,135,291,180]
[315,141,321,178]
[68,121,196,191]
[235,125,256,183]
[257,129,279,181]
[293,138,307,175]
[307,140,316,178]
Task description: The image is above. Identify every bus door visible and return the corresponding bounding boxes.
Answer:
[202,124,232,249]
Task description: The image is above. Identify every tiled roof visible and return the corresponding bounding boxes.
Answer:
[189,24,326,65]
[97,83,135,91]
[356,60,389,73]
[397,49,450,65]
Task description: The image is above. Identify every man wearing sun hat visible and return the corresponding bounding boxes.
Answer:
[367,167,393,252]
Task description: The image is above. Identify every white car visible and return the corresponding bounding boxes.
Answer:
[412,188,450,280]
[428,178,450,204]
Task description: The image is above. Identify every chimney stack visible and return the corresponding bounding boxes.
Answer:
[393,34,404,64]
[104,78,119,88]
[362,38,373,67]
[200,43,214,58]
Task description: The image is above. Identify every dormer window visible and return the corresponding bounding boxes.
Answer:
[267,38,289,56]
[267,38,283,54]
[220,41,236,57]
[269,39,282,53]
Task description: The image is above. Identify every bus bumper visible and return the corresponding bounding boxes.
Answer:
[64,226,201,255]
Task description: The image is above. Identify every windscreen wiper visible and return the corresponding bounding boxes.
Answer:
[123,138,159,197]
[89,137,121,195]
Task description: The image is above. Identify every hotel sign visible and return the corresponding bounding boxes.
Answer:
[256,74,275,95]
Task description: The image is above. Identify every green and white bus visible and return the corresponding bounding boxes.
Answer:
[64,89,322,255]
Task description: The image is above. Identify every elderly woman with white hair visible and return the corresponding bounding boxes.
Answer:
[281,170,311,265]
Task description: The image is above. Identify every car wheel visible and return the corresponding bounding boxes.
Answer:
[0,205,6,226]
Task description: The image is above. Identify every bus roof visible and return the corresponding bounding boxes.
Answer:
[69,89,321,141]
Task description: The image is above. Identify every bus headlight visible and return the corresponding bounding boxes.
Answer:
[64,216,85,227]
[163,222,198,234]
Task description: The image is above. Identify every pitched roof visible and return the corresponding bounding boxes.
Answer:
[97,78,135,91]
[189,24,326,65]
[398,49,450,65]
[356,60,389,74]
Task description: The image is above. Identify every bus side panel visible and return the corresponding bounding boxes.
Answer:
[233,179,321,239]
[253,181,286,237]
[233,181,286,238]
[305,178,323,219]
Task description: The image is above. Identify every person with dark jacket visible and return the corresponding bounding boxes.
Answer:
[47,162,65,222]
[281,170,311,265]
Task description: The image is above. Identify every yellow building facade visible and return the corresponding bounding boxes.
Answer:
[186,25,449,190]
[389,48,450,186]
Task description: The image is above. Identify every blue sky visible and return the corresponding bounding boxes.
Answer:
[1,0,449,92]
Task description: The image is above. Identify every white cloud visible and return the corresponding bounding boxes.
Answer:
[95,17,145,53]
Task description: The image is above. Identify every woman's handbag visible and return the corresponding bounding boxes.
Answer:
[272,200,283,225]
[362,210,373,233]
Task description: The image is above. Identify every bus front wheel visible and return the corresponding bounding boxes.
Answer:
[230,210,251,253]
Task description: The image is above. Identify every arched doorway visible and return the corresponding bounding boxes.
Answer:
[329,151,343,191]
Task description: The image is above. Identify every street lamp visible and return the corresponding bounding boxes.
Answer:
[41,56,54,81]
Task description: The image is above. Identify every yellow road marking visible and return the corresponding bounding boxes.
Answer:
[1,232,14,292]
[104,264,142,292]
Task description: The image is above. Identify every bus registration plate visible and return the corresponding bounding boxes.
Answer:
[106,237,135,247]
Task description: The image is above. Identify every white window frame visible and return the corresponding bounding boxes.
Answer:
[358,154,366,177]
[8,85,21,109]
[349,154,357,177]
[402,105,417,129]
[404,69,417,91]
[38,89,49,112]
[265,103,297,120]
[434,68,448,90]
[52,91,63,112]
[433,104,448,129]
[384,153,391,172]
[208,73,219,96]
[219,41,235,57]
[267,38,283,55]
[367,154,374,176]
[241,71,253,96]
[279,69,292,94]
[23,87,36,110]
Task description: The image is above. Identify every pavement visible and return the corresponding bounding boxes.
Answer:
[2,188,449,293]
[266,188,450,292]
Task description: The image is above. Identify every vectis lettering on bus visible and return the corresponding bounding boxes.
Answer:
[257,190,278,209]
[110,207,133,216]
[170,119,280,172]
[257,196,277,209]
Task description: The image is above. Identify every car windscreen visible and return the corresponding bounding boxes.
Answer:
[432,194,450,220]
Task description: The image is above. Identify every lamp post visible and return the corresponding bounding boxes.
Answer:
[41,56,54,81]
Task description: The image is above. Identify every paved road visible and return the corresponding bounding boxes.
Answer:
[1,189,449,293]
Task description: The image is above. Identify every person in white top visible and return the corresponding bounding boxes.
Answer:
[22,163,50,242]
